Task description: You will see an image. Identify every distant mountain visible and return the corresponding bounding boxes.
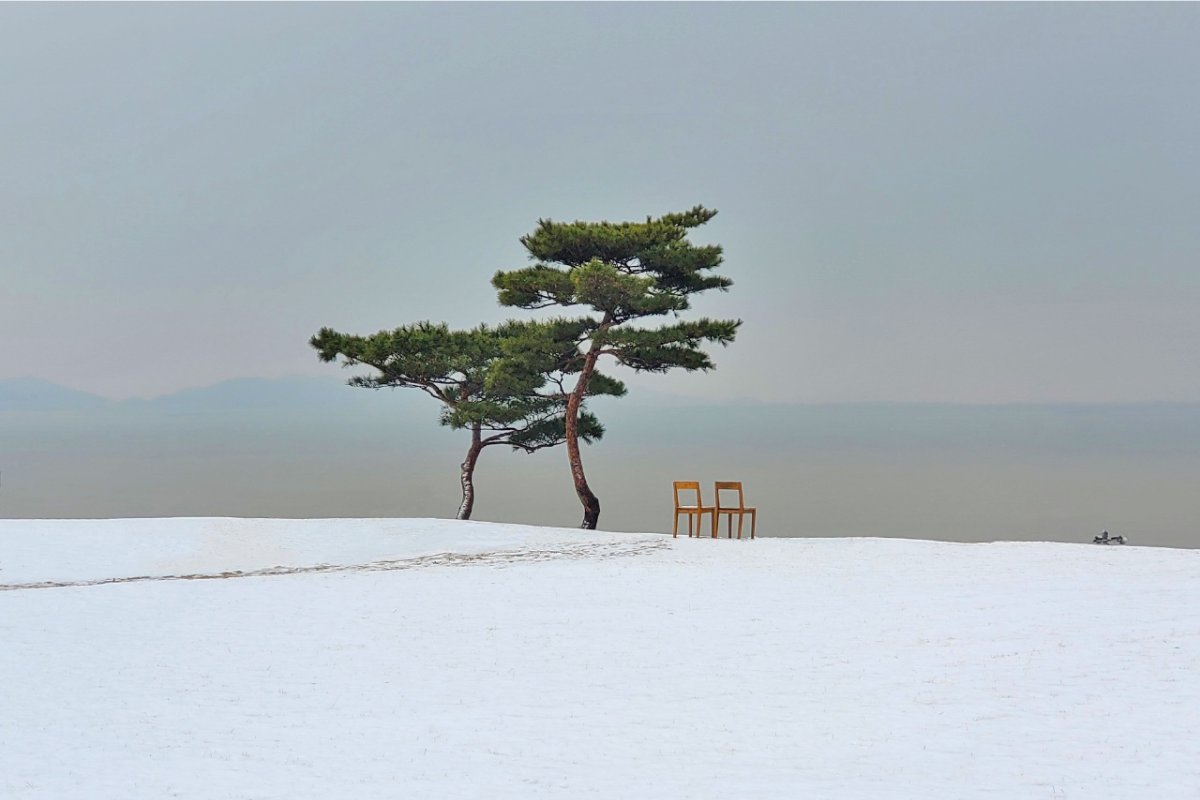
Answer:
[126,376,400,413]
[0,378,113,411]
[0,376,428,416]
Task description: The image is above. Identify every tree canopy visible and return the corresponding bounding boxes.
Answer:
[492,206,740,528]
[310,321,611,520]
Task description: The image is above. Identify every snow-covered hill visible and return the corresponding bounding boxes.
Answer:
[2,518,1198,798]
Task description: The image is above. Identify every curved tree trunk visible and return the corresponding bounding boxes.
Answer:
[456,423,483,520]
[566,346,603,529]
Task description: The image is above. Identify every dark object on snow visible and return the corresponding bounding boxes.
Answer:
[1093,530,1126,545]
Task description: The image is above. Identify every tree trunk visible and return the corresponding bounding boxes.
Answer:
[566,345,603,529]
[456,423,483,520]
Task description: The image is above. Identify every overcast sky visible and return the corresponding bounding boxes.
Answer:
[3,4,1198,403]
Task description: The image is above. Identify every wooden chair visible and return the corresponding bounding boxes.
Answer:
[714,481,757,539]
[672,481,715,538]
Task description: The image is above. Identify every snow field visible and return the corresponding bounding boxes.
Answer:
[2,518,1198,798]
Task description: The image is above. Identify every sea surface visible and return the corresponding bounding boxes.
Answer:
[2,393,1197,548]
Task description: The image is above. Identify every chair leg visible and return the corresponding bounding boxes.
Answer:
[738,513,744,539]
[750,511,756,539]
[673,511,679,538]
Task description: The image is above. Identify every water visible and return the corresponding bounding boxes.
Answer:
[2,400,1198,548]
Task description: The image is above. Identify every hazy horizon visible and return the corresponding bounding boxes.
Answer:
[2,376,1197,549]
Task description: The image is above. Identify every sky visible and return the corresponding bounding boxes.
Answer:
[2,4,1199,403]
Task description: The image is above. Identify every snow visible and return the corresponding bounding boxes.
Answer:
[2,518,1198,798]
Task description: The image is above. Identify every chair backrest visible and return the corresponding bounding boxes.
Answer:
[714,481,744,510]
[673,481,703,509]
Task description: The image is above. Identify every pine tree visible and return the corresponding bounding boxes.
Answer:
[309,321,608,520]
[492,206,740,529]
